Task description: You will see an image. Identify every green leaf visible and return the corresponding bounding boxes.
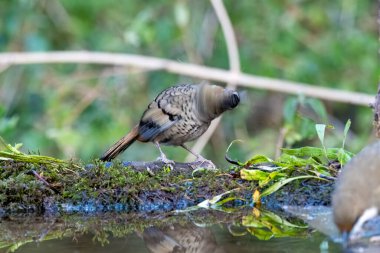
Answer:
[242,215,266,228]
[283,97,298,124]
[281,145,330,163]
[246,227,274,240]
[305,98,328,122]
[240,169,269,181]
[342,119,351,149]
[261,175,324,197]
[0,135,22,154]
[260,209,307,228]
[276,153,318,168]
[225,139,245,166]
[197,189,240,209]
[337,148,352,165]
[0,136,6,151]
[243,208,307,240]
[212,196,246,207]
[299,117,317,139]
[245,154,273,165]
[315,124,326,146]
[259,170,287,187]
[281,146,325,157]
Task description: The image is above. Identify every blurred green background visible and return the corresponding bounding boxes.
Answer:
[0,0,378,166]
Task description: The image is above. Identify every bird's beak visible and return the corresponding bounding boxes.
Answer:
[341,231,349,248]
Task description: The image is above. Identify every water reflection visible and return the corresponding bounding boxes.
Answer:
[0,208,344,253]
[141,224,223,253]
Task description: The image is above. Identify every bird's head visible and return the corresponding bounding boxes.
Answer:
[196,84,240,121]
[220,88,240,110]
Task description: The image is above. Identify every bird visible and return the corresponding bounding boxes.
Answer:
[332,140,380,241]
[100,83,240,165]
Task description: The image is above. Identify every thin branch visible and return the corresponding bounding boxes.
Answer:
[0,51,373,106]
[374,2,380,138]
[211,0,240,73]
[371,83,380,138]
[187,0,241,161]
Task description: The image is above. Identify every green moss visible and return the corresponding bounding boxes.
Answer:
[0,156,250,213]
[0,135,341,213]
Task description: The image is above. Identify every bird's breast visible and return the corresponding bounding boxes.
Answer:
[155,117,210,146]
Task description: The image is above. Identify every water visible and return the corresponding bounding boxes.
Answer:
[12,226,339,253]
[0,208,347,253]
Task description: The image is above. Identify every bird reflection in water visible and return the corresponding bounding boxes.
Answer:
[140,223,225,253]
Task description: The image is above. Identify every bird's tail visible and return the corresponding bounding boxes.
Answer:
[100,125,139,161]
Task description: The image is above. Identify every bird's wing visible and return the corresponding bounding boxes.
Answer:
[138,102,182,141]
[138,84,195,142]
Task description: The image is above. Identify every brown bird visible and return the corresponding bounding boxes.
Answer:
[100,83,240,165]
[332,141,380,240]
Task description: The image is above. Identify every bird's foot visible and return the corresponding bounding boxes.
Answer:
[156,155,175,167]
[155,142,175,167]
[156,156,175,164]
[190,156,216,170]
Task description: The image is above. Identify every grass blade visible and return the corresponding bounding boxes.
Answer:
[261,175,324,197]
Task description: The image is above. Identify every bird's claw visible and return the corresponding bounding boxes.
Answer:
[155,156,175,171]
[190,157,216,170]
[156,155,175,165]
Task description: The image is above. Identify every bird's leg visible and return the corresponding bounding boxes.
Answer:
[155,142,175,164]
[180,144,210,162]
[181,144,216,169]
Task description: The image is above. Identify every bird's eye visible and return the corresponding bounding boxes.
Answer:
[230,92,240,108]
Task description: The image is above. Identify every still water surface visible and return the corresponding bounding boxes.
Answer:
[13,227,340,253]
[0,208,346,253]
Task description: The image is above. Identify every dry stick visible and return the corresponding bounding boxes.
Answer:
[275,127,287,159]
[371,84,380,138]
[0,51,373,106]
[374,5,380,138]
[186,0,241,161]
[212,0,241,72]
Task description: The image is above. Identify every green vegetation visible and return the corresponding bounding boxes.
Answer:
[0,135,247,213]
[199,121,351,206]
[239,208,308,240]
[0,120,351,212]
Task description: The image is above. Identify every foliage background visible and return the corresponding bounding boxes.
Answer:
[0,0,377,166]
